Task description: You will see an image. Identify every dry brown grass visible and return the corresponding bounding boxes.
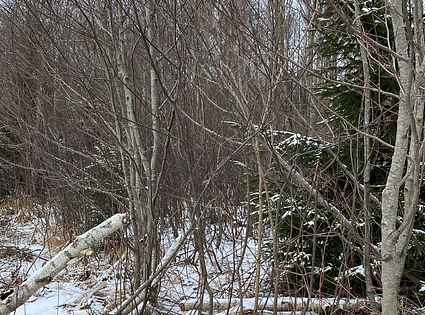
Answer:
[0,190,36,221]
[0,191,71,254]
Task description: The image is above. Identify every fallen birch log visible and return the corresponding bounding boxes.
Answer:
[180,297,318,313]
[0,213,129,315]
[180,297,367,314]
[179,298,240,311]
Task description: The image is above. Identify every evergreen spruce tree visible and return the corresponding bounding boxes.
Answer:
[245,0,425,299]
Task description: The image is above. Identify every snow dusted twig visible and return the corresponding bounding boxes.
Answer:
[0,213,129,315]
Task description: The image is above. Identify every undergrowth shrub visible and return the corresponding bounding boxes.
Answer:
[241,130,425,299]
[241,131,375,297]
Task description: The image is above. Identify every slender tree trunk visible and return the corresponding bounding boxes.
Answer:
[352,0,377,309]
[380,69,410,315]
[253,139,264,315]
[144,0,160,288]
[116,7,147,289]
[381,1,422,314]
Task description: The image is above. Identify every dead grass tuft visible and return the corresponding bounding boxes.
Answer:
[0,190,37,221]
[0,191,73,255]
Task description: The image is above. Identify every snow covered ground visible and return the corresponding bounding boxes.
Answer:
[0,206,259,314]
[0,206,367,315]
[0,208,119,314]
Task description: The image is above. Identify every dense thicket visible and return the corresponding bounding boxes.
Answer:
[1,0,425,314]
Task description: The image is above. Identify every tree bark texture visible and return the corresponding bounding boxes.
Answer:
[381,0,425,313]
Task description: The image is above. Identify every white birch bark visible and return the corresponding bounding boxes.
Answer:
[91,1,147,289]
[0,213,128,315]
[90,0,164,292]
[146,0,161,201]
[179,297,365,313]
[381,1,425,313]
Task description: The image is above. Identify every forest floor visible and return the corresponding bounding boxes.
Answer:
[0,200,406,315]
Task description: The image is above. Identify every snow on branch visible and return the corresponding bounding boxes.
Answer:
[265,142,365,243]
[0,213,129,315]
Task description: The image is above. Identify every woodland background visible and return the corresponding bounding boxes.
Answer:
[1,0,425,314]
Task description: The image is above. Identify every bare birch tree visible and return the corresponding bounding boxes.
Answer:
[314,0,425,313]
[380,1,425,313]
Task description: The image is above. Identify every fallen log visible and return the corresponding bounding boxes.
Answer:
[179,298,240,311]
[0,213,129,315]
[180,297,320,313]
[180,297,369,314]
